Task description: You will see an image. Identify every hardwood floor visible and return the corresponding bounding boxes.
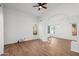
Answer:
[4,39,79,56]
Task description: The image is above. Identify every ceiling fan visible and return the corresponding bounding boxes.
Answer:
[33,3,47,11]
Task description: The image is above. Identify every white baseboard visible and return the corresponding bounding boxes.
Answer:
[41,39,48,42]
[4,39,38,45]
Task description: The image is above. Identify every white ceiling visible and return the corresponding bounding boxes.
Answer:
[3,3,62,18]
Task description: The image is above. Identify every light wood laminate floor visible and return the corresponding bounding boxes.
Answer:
[4,39,79,56]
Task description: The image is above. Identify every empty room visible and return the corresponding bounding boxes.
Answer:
[0,3,79,56]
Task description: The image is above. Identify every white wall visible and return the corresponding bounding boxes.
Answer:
[39,15,79,40]
[3,7,38,44]
[39,4,79,52]
[0,4,4,55]
[3,3,79,53]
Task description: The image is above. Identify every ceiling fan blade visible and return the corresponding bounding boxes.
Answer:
[42,6,47,9]
[33,5,39,7]
[42,3,47,5]
[38,3,41,6]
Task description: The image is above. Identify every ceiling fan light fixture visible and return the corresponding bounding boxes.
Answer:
[39,6,42,8]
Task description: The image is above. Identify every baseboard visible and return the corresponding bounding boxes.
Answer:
[41,39,48,42]
[4,39,40,45]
